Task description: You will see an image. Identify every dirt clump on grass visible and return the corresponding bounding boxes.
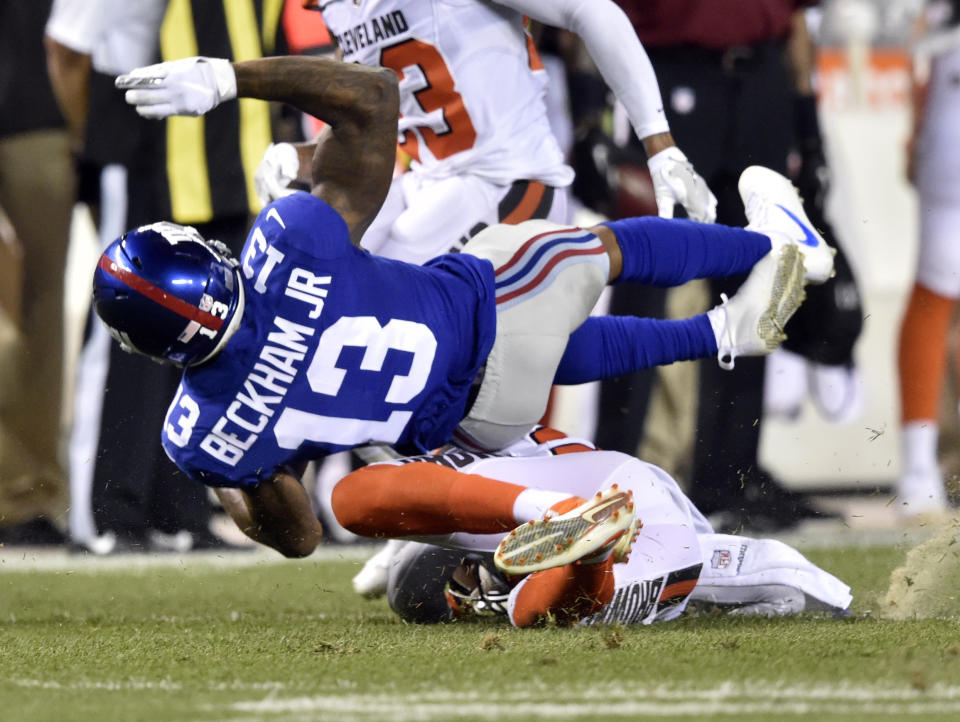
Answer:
[881,516,960,620]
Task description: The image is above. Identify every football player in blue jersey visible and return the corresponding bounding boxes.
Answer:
[97,54,834,559]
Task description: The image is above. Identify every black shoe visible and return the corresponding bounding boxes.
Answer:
[0,518,67,546]
[706,474,842,534]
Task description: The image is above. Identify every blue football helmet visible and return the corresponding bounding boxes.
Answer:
[92,222,244,367]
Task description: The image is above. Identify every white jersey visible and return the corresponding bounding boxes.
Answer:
[916,43,960,203]
[911,9,960,295]
[319,0,573,186]
[376,428,852,625]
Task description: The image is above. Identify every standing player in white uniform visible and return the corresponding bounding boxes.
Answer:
[257,0,717,264]
[897,0,960,518]
[331,428,852,628]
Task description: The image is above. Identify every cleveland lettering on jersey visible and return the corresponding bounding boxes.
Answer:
[335,10,409,56]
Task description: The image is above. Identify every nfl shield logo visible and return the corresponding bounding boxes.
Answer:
[711,549,732,569]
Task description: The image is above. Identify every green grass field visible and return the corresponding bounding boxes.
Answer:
[2,540,960,721]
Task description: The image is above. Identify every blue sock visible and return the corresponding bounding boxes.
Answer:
[603,217,771,286]
[555,314,717,385]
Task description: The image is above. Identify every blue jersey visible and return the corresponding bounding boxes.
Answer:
[161,193,496,487]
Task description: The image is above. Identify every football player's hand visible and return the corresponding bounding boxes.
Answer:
[116,57,237,119]
[646,146,717,223]
[255,142,301,206]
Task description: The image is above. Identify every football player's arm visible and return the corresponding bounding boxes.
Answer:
[254,46,348,206]
[494,0,666,141]
[43,35,91,153]
[44,0,101,153]
[233,58,400,244]
[214,471,323,558]
[117,56,399,245]
[493,0,716,222]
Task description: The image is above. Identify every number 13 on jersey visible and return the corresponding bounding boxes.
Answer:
[274,316,438,449]
[165,316,438,460]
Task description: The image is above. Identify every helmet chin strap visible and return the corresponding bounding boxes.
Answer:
[192,272,246,366]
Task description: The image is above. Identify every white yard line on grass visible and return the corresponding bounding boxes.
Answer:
[223,682,960,720]
[12,679,960,718]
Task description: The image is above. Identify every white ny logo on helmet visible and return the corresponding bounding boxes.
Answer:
[138,221,205,246]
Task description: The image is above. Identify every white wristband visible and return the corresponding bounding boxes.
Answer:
[207,58,237,103]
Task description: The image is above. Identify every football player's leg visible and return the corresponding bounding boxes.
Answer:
[507,524,700,629]
[690,534,853,616]
[507,558,617,628]
[555,245,807,381]
[506,460,700,627]
[331,461,585,537]
[898,281,953,515]
[493,485,639,575]
[457,222,610,450]
[555,315,718,384]
[591,217,773,286]
[897,200,960,516]
[591,165,835,287]
[575,466,704,626]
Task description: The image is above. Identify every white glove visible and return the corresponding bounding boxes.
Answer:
[254,143,301,206]
[646,146,718,223]
[116,57,237,119]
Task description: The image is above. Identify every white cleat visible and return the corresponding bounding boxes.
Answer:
[494,485,640,575]
[712,244,807,370]
[738,165,836,284]
[352,538,405,598]
[895,469,950,523]
[808,361,864,423]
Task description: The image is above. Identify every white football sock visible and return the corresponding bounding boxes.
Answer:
[512,488,577,524]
